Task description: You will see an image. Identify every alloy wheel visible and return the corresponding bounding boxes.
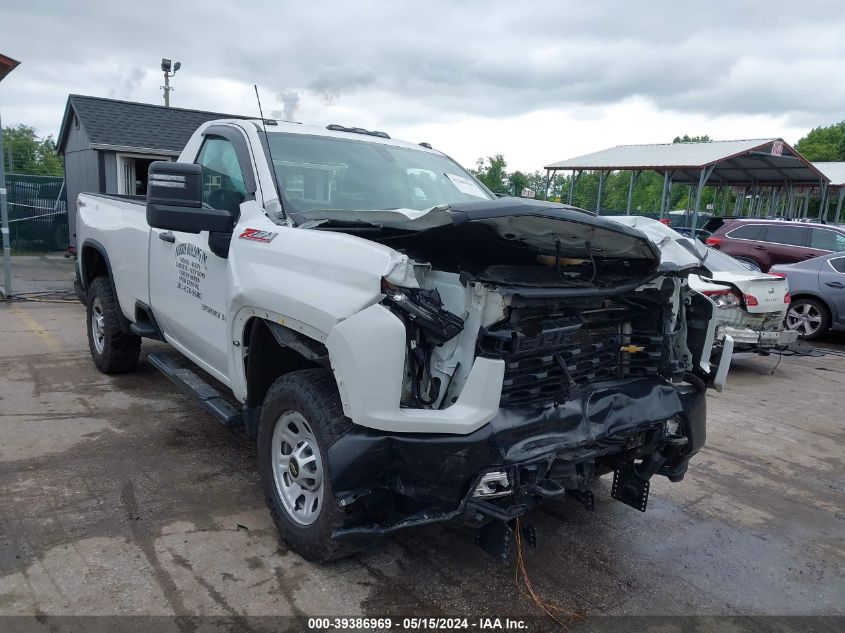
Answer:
[271,411,325,526]
[91,297,106,354]
[786,302,822,337]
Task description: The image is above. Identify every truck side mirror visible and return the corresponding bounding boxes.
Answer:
[146,161,234,234]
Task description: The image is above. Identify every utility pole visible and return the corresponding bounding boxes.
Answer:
[160,58,181,107]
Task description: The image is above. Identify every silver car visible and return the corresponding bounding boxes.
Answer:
[771,252,845,340]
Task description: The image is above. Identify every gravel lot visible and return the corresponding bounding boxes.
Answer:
[0,258,843,632]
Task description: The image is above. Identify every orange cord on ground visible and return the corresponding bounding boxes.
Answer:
[514,518,584,629]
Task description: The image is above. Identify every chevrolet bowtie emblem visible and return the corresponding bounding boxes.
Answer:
[620,345,645,353]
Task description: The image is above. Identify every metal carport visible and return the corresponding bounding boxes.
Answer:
[544,139,830,231]
[813,162,845,224]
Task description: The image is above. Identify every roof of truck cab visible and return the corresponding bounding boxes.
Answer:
[228,119,441,154]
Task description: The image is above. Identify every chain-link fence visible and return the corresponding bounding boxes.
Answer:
[5,174,69,252]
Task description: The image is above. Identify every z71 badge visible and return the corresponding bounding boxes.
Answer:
[239,228,278,243]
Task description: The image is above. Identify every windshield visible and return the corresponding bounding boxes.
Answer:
[695,242,753,273]
[263,132,494,217]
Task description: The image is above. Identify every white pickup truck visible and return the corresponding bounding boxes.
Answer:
[75,118,731,562]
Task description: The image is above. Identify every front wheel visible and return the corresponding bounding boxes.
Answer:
[86,277,141,373]
[257,368,359,562]
[785,298,830,340]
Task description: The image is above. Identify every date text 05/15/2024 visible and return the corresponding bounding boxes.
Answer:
[307,617,529,630]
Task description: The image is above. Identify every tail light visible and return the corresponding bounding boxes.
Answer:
[769,272,786,278]
[659,218,672,226]
[784,292,791,304]
[702,289,741,308]
[744,294,759,307]
[705,236,724,246]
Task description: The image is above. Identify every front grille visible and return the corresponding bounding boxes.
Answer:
[479,304,663,407]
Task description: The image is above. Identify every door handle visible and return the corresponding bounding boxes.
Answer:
[825,281,844,289]
[753,245,766,250]
[158,231,175,243]
[802,253,816,259]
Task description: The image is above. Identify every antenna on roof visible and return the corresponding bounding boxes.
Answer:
[254,84,288,224]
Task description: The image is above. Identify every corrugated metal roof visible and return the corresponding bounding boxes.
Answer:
[813,162,845,186]
[545,138,828,185]
[57,95,250,155]
[545,139,778,170]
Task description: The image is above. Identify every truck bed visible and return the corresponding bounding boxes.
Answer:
[76,192,152,322]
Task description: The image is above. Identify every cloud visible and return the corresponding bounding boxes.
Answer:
[0,0,842,170]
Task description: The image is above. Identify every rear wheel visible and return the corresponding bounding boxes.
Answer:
[257,368,359,562]
[86,277,141,373]
[785,298,830,340]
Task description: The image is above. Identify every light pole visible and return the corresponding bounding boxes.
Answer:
[160,58,181,107]
[0,52,21,298]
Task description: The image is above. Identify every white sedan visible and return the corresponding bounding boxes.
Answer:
[689,246,798,352]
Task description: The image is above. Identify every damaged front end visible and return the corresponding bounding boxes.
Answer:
[322,199,729,552]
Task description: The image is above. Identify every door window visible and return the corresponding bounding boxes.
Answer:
[196,136,248,215]
[726,224,764,240]
[764,225,807,247]
[810,228,845,252]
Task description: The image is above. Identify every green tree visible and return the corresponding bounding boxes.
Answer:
[795,121,845,161]
[525,171,564,200]
[672,134,711,143]
[508,170,529,196]
[2,124,64,176]
[472,154,509,194]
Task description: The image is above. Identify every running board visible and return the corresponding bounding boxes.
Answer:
[130,321,160,338]
[147,352,242,428]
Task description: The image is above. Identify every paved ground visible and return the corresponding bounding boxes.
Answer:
[0,257,843,630]
[0,255,74,296]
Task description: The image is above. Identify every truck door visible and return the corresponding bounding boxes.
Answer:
[148,134,249,379]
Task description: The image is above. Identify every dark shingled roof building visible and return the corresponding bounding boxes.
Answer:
[56,94,247,240]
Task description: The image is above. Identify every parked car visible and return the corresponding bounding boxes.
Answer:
[691,245,796,352]
[610,216,797,353]
[74,117,731,562]
[704,219,845,273]
[771,252,845,340]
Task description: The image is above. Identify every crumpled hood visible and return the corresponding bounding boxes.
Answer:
[606,215,705,271]
[297,198,663,264]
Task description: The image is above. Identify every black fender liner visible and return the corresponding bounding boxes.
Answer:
[78,238,132,335]
[242,318,330,438]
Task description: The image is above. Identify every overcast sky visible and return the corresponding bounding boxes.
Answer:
[1,1,843,172]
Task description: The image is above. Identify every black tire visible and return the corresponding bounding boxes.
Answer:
[785,298,830,341]
[86,276,141,373]
[257,368,359,562]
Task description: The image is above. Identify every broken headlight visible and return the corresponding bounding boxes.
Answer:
[382,279,464,408]
[381,279,463,345]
